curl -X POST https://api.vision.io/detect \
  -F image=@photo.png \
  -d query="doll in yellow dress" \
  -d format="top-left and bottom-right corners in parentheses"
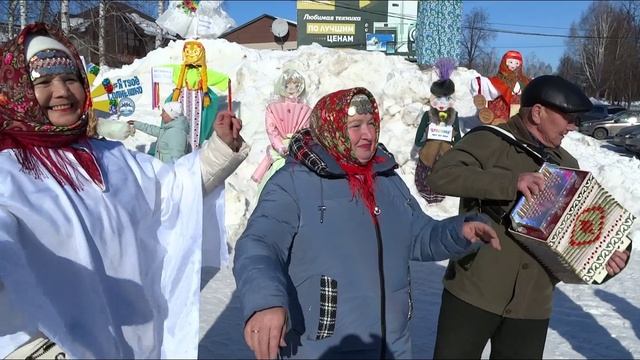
top-left (168, 40), bottom-right (228, 150)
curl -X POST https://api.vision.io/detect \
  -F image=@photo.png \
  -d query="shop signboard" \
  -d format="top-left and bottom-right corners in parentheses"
top-left (297, 0), bottom-right (388, 49)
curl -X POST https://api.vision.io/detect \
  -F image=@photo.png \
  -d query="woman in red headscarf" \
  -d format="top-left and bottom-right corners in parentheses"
top-left (0, 23), bottom-right (248, 359)
top-left (486, 50), bottom-right (531, 123)
top-left (233, 87), bottom-right (500, 359)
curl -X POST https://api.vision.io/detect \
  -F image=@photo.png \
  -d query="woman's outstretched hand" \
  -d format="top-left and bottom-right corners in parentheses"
top-left (462, 221), bottom-right (501, 250)
top-left (244, 307), bottom-right (287, 359)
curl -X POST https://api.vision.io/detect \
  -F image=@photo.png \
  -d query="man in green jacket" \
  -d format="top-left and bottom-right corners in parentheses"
top-left (130, 101), bottom-right (190, 163)
top-left (427, 75), bottom-right (631, 359)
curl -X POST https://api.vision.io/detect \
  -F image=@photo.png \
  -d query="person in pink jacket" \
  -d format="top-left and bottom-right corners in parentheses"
top-left (251, 70), bottom-right (312, 192)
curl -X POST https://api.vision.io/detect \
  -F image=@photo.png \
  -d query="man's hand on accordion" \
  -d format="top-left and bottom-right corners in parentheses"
top-left (606, 250), bottom-right (630, 276)
top-left (517, 172), bottom-right (545, 202)
top-left (462, 222), bottom-right (501, 251)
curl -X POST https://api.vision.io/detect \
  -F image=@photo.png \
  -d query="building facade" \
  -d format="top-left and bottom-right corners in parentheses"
top-left (220, 14), bottom-right (297, 50)
top-left (68, 2), bottom-right (165, 68)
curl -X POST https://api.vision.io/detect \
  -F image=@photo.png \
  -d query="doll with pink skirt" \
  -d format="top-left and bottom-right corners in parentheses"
top-left (251, 69), bottom-right (312, 192)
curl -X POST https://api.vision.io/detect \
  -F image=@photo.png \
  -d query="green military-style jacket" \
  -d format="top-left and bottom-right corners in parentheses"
top-left (427, 114), bottom-right (578, 319)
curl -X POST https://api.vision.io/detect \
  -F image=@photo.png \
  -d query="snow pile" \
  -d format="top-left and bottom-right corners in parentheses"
top-left (97, 38), bottom-right (640, 359)
top-left (98, 38), bottom-right (488, 240)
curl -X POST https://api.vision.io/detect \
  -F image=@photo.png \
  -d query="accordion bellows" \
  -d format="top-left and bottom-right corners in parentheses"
top-left (510, 163), bottom-right (635, 284)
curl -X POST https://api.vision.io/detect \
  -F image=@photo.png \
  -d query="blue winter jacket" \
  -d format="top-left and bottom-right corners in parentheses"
top-left (233, 137), bottom-right (483, 359)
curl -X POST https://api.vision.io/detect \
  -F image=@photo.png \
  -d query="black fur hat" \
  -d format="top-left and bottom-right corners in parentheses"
top-left (430, 58), bottom-right (456, 97)
top-left (430, 79), bottom-right (455, 97)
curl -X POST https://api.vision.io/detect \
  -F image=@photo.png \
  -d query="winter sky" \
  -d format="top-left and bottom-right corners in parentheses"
top-left (224, 0), bottom-right (593, 69)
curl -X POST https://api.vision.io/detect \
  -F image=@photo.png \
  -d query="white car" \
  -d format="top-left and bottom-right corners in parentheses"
top-left (579, 110), bottom-right (639, 140)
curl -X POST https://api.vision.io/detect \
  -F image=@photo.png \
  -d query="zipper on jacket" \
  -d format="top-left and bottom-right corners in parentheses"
top-left (373, 215), bottom-right (387, 359)
top-left (318, 178), bottom-right (326, 223)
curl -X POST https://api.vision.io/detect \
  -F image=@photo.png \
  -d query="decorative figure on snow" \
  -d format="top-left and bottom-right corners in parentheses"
top-left (87, 63), bottom-right (118, 118)
top-left (415, 0), bottom-right (462, 66)
top-left (155, 0), bottom-right (234, 39)
top-left (251, 69), bottom-right (312, 193)
top-left (166, 42), bottom-right (230, 271)
top-left (471, 50), bottom-right (530, 125)
top-left (414, 58), bottom-right (461, 203)
top-left (169, 40), bottom-right (228, 150)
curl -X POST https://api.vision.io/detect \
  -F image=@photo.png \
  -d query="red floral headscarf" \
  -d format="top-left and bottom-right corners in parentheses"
top-left (0, 23), bottom-right (99, 191)
top-left (309, 87), bottom-right (382, 218)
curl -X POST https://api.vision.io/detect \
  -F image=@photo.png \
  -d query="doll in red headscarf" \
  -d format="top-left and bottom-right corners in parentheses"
top-left (471, 50), bottom-right (530, 125)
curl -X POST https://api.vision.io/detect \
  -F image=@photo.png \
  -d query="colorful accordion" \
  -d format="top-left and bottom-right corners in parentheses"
top-left (510, 163), bottom-right (634, 284)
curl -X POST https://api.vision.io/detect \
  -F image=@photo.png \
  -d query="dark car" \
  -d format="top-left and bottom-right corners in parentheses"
top-left (578, 104), bottom-right (626, 125)
top-left (612, 124), bottom-right (640, 146)
top-left (579, 110), bottom-right (639, 140)
top-left (624, 131), bottom-right (640, 157)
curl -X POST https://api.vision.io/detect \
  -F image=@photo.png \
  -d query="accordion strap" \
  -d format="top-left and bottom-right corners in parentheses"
top-left (466, 125), bottom-right (544, 165)
top-left (466, 125), bottom-right (546, 225)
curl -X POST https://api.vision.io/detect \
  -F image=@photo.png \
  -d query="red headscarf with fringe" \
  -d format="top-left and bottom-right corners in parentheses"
top-left (489, 50), bottom-right (530, 104)
top-left (309, 87), bottom-right (382, 218)
top-left (0, 23), bottom-right (102, 191)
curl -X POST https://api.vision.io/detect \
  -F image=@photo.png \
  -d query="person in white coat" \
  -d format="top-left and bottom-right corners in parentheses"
top-left (0, 23), bottom-right (248, 359)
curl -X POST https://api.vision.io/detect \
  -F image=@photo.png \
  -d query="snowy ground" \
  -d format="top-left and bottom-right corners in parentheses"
top-left (98, 39), bottom-right (640, 359)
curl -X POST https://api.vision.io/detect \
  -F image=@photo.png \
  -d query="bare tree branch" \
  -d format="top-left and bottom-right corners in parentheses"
top-left (561, 1), bottom-right (640, 105)
top-left (460, 8), bottom-right (496, 70)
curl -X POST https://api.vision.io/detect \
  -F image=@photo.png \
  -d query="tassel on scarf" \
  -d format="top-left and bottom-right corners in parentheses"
top-left (11, 140), bottom-right (103, 191)
top-left (339, 160), bottom-right (378, 219)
